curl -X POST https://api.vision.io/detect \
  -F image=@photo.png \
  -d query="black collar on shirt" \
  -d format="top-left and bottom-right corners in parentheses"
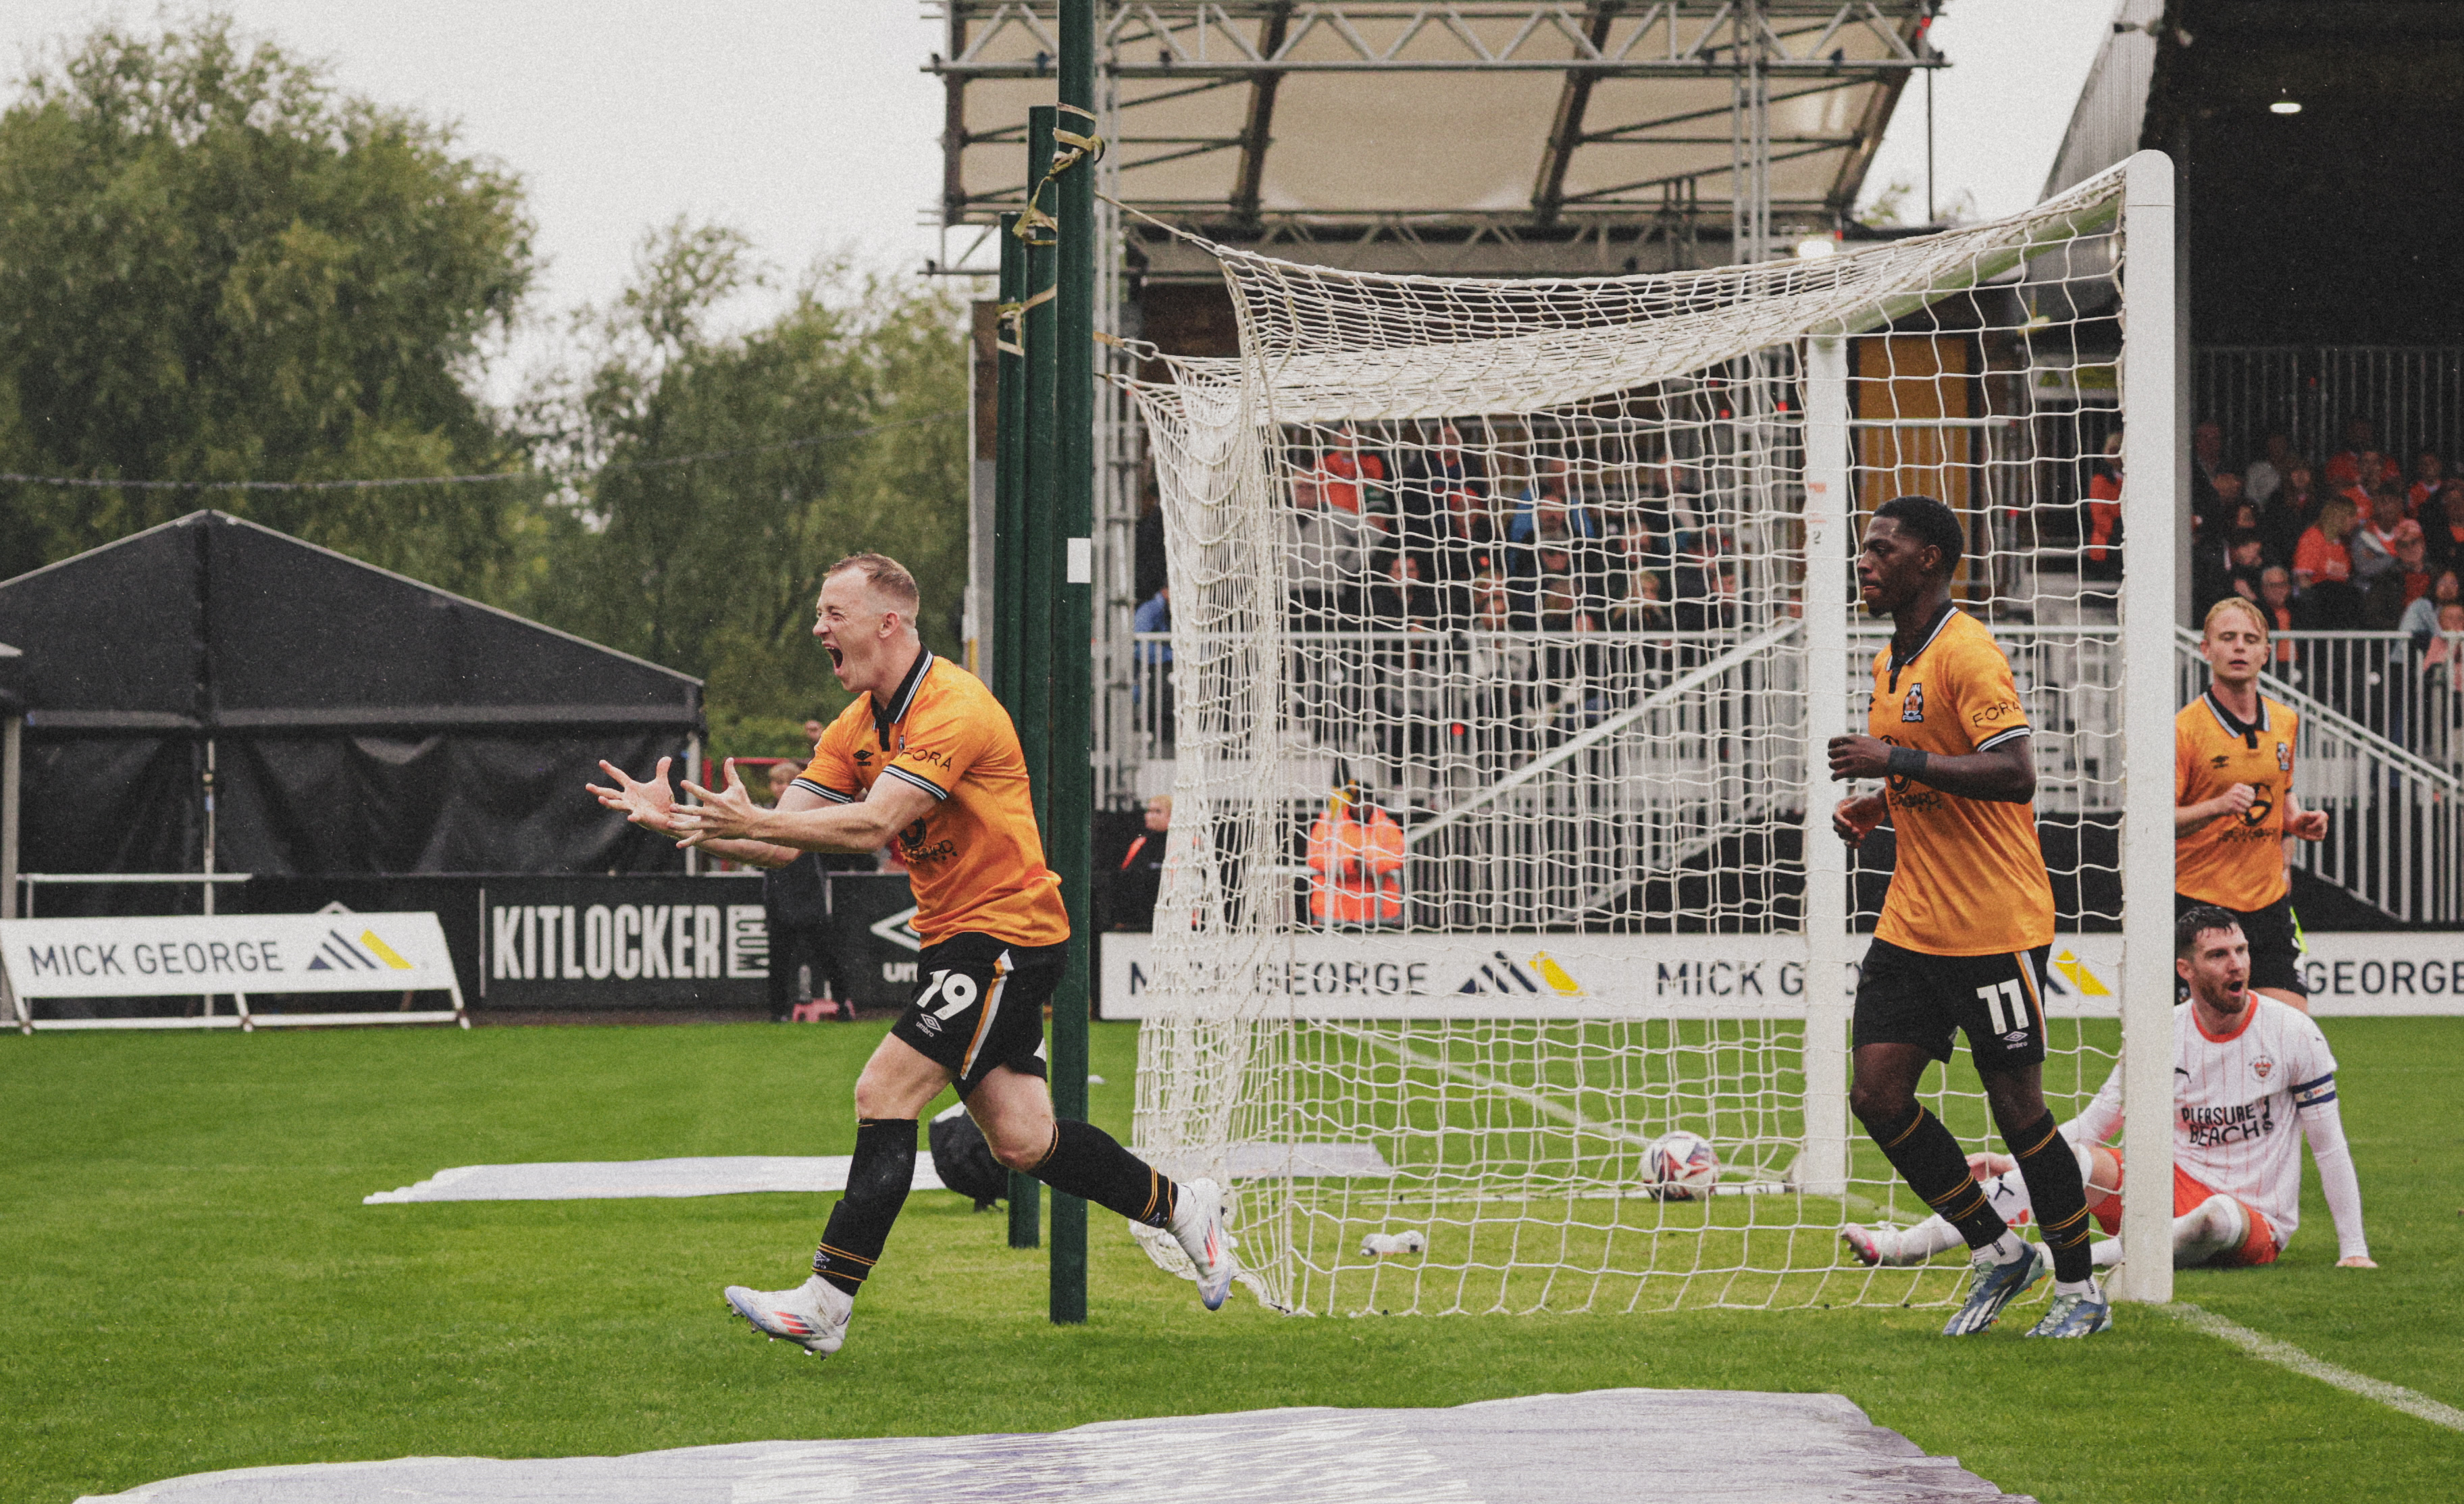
top-left (2203, 687), bottom-right (2267, 749)
top-left (1887, 600), bottom-right (1958, 694)
top-left (872, 646), bottom-right (933, 750)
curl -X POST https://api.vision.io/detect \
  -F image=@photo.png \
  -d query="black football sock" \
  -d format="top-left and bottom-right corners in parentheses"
top-left (1026, 1119), bottom-right (1179, 1228)
top-left (1866, 1102), bottom-right (2009, 1251)
top-left (811, 1118), bottom-right (916, 1297)
top-left (2007, 1111), bottom-right (2095, 1285)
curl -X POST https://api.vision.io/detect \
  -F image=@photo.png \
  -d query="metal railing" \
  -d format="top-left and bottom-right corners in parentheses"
top-left (2195, 345), bottom-right (2464, 465)
top-left (2175, 629), bottom-right (2464, 925)
top-left (1134, 623), bottom-right (2459, 927)
top-left (1135, 619), bottom-right (2134, 931)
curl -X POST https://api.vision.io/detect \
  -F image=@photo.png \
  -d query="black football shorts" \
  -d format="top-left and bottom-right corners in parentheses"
top-left (2174, 891), bottom-right (2307, 998)
top-left (888, 931), bottom-right (1060, 1096)
top-left (1853, 937), bottom-right (2053, 1072)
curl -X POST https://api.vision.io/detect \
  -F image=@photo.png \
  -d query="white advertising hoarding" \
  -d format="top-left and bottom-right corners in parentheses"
top-left (1099, 931), bottom-right (2464, 1020)
top-left (2, 912), bottom-right (466, 1031)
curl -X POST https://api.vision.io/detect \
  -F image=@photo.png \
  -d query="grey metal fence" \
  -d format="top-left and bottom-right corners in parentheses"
top-left (1135, 627), bottom-right (2462, 927)
top-left (2196, 345), bottom-right (2464, 465)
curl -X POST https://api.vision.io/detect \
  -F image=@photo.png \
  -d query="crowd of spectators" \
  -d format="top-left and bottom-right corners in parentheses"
top-left (2188, 416), bottom-right (2464, 642)
top-left (2186, 416), bottom-right (2464, 760)
top-left (1192, 423), bottom-right (1740, 640)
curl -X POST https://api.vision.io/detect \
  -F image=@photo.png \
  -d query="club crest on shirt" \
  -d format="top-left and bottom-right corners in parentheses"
top-left (2251, 1055), bottom-right (2274, 1081)
top-left (2276, 741), bottom-right (2292, 771)
top-left (1901, 683), bottom-right (1924, 723)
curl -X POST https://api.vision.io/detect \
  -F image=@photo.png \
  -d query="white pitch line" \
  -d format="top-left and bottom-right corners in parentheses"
top-left (2167, 1302), bottom-right (2464, 1432)
top-left (1324, 1023), bottom-right (1658, 1150)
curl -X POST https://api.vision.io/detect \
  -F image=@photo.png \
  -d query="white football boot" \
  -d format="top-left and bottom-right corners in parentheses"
top-left (1169, 1176), bottom-right (1236, 1310)
top-left (1840, 1224), bottom-right (1927, 1268)
top-left (723, 1275), bottom-right (853, 1357)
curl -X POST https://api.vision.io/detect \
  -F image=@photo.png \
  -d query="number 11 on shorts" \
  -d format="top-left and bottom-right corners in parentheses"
top-left (1976, 979), bottom-right (2027, 1035)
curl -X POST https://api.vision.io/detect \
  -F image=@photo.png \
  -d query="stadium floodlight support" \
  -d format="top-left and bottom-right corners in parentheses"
top-left (1050, 0), bottom-right (1100, 1326)
top-left (0, 708), bottom-right (18, 920)
top-left (2111, 147), bottom-right (2179, 1307)
top-left (994, 211), bottom-right (1044, 1249)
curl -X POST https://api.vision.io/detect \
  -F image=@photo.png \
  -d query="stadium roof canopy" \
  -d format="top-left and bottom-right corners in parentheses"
top-left (927, 2), bottom-right (1942, 278)
top-left (0, 511), bottom-right (701, 881)
top-left (2044, 0), bottom-right (2464, 344)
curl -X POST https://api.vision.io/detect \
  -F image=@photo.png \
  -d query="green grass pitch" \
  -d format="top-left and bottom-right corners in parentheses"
top-left (1, 1017), bottom-right (2457, 1503)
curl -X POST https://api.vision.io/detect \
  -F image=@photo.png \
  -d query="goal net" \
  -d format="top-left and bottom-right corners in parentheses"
top-left (1121, 157), bottom-right (2170, 1315)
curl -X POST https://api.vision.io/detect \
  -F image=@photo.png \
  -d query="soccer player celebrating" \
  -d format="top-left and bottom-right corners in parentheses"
top-left (588, 553), bottom-right (1233, 1358)
top-left (2176, 596), bottom-right (2329, 1012)
top-left (1844, 908), bottom-right (2373, 1272)
top-left (1828, 496), bottom-right (2107, 1339)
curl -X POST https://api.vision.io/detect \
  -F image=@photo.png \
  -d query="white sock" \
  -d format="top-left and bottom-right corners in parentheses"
top-left (1984, 1230), bottom-right (2030, 1264)
top-left (2054, 1276), bottom-right (2097, 1297)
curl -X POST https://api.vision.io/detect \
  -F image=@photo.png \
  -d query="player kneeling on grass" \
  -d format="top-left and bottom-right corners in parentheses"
top-left (588, 552), bottom-right (1232, 1358)
top-left (1829, 496), bottom-right (2106, 1339)
top-left (1845, 906), bottom-right (2373, 1275)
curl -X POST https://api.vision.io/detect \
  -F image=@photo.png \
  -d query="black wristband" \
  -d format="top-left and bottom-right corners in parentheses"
top-left (1886, 746), bottom-right (1930, 779)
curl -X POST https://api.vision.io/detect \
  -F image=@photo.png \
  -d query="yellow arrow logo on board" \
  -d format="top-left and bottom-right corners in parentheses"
top-left (360, 930), bottom-right (415, 970)
top-left (2053, 950), bottom-right (2111, 997)
top-left (1529, 952), bottom-right (1585, 997)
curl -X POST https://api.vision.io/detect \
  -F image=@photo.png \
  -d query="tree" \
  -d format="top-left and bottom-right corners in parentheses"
top-left (0, 15), bottom-right (538, 590)
top-left (532, 221), bottom-right (970, 758)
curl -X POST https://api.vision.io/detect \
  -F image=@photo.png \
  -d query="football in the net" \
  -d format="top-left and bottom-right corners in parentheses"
top-left (1641, 1131), bottom-right (1719, 1200)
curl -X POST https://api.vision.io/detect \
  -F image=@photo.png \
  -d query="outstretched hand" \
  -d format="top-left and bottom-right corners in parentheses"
top-left (586, 757), bottom-right (682, 833)
top-left (671, 759), bottom-right (764, 847)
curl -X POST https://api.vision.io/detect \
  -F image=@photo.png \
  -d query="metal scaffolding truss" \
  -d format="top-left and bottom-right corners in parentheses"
top-left (938, 1), bottom-right (1939, 76)
top-left (928, 1), bottom-right (1935, 271)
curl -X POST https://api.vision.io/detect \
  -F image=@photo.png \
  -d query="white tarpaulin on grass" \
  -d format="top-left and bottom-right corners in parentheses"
top-left (363, 1144), bottom-right (1395, 1204)
top-left (76, 1389), bottom-right (2033, 1503)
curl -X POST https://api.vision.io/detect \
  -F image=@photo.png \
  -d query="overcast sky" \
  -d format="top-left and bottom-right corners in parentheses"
top-left (6, 2), bottom-right (2114, 403)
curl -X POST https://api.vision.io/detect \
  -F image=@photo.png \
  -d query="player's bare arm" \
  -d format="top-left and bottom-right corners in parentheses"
top-left (1828, 731), bottom-right (2035, 803)
top-left (672, 758), bottom-right (934, 855)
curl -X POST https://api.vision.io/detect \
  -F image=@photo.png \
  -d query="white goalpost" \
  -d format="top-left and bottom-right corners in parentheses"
top-left (1121, 152), bottom-right (2177, 1315)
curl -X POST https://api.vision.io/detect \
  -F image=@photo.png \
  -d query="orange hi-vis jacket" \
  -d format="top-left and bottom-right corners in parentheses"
top-left (1307, 802), bottom-right (1405, 925)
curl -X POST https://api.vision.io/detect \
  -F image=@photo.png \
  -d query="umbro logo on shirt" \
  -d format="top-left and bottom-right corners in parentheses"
top-left (2211, 754), bottom-right (2232, 769)
top-left (1901, 683), bottom-right (1925, 723)
top-left (853, 749), bottom-right (873, 764)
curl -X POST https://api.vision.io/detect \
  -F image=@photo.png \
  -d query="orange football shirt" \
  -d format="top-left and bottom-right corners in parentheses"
top-left (797, 650), bottom-right (1069, 948)
top-left (2174, 691), bottom-right (2299, 910)
top-left (1866, 608), bottom-right (2055, 956)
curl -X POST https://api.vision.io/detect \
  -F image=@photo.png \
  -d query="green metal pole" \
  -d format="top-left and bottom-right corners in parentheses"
top-left (993, 211), bottom-right (1026, 715)
top-left (993, 211), bottom-right (1040, 1249)
top-left (1021, 109), bottom-right (1059, 842)
top-left (1049, 0), bottom-right (1096, 1328)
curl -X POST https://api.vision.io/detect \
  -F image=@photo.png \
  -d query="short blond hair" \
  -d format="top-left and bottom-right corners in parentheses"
top-left (2203, 595), bottom-right (2269, 641)
top-left (824, 552), bottom-right (921, 616)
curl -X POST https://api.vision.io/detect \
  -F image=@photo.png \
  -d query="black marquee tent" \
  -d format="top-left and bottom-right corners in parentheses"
top-left (0, 511), bottom-right (701, 893)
